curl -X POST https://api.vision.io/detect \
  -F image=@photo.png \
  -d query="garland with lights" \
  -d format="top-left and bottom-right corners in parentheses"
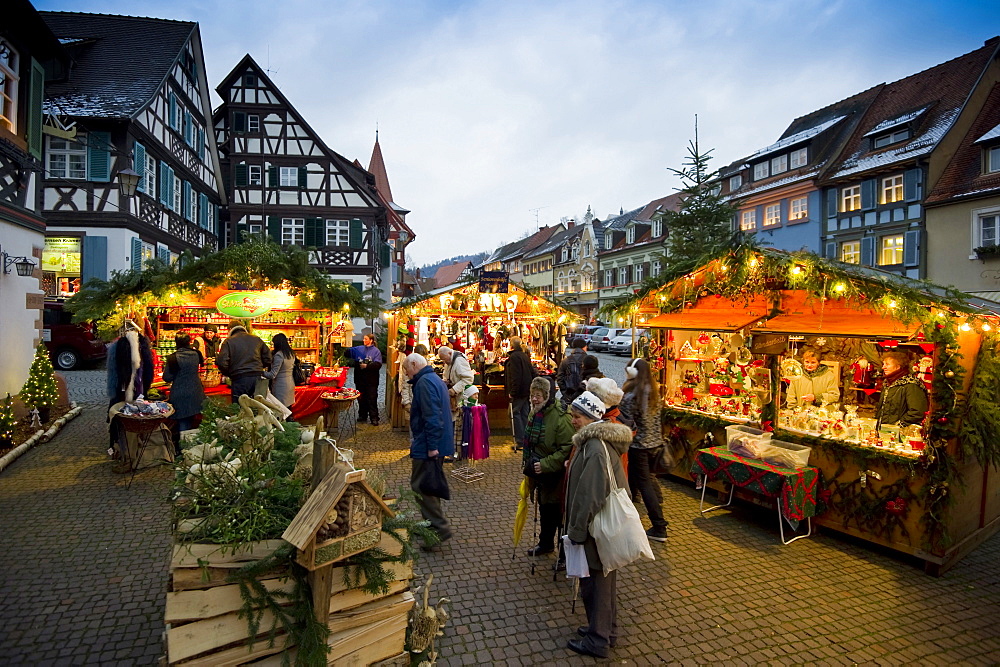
top-left (0, 393), bottom-right (15, 450)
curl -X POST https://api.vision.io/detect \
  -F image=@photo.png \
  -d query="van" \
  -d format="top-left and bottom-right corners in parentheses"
top-left (43, 301), bottom-right (107, 370)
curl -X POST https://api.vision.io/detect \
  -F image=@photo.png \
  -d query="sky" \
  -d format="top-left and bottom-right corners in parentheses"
top-left (35, 0), bottom-right (1000, 267)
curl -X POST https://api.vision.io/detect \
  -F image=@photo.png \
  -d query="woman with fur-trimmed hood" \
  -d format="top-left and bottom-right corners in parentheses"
top-left (564, 391), bottom-right (633, 659)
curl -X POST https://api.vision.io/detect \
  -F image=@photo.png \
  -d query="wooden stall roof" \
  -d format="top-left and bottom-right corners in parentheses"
top-left (646, 296), bottom-right (769, 332)
top-left (392, 279), bottom-right (573, 316)
top-left (751, 291), bottom-right (918, 337)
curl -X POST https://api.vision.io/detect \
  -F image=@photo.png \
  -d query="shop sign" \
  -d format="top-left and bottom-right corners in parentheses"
top-left (750, 333), bottom-right (788, 355)
top-left (479, 271), bottom-right (509, 294)
top-left (216, 291), bottom-right (273, 318)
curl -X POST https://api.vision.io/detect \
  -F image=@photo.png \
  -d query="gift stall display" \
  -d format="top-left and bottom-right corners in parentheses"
top-left (606, 243), bottom-right (1000, 573)
top-left (385, 280), bottom-right (576, 430)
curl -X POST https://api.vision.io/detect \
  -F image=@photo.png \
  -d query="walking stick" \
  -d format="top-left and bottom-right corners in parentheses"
top-left (530, 486), bottom-right (538, 575)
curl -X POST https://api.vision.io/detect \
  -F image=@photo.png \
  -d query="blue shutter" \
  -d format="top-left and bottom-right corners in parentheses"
top-left (183, 181), bottom-right (192, 221)
top-left (860, 237), bottom-right (875, 266)
top-left (825, 241), bottom-right (837, 259)
top-left (183, 111), bottom-right (191, 145)
top-left (904, 168), bottom-right (922, 202)
top-left (131, 237), bottom-right (143, 272)
top-left (169, 93), bottom-right (178, 129)
top-left (199, 193), bottom-right (208, 228)
top-left (80, 235), bottom-right (108, 285)
top-left (87, 131), bottom-right (111, 182)
top-left (860, 179), bottom-right (876, 211)
top-left (197, 127), bottom-right (205, 161)
top-left (133, 142), bottom-right (146, 193)
top-left (159, 161), bottom-right (169, 205)
top-left (827, 188), bottom-right (838, 218)
top-left (903, 229), bottom-right (921, 267)
top-left (166, 166), bottom-right (175, 209)
top-left (157, 246), bottom-right (170, 264)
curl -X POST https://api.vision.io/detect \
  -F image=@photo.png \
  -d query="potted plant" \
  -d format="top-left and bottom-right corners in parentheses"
top-left (974, 244), bottom-right (1000, 261)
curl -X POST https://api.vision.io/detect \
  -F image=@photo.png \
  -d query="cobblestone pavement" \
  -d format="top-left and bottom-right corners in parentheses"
top-left (2, 367), bottom-right (999, 665)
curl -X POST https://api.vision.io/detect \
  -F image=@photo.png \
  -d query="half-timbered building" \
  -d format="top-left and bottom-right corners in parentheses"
top-left (38, 12), bottom-right (224, 296)
top-left (213, 55), bottom-right (388, 297)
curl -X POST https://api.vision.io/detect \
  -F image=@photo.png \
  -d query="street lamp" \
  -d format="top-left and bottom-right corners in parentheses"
top-left (116, 167), bottom-right (141, 198)
top-left (1, 246), bottom-right (37, 276)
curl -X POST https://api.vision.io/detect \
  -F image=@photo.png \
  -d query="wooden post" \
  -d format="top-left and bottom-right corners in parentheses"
top-left (308, 415), bottom-right (338, 625)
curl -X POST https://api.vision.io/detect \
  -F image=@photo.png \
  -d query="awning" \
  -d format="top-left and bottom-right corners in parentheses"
top-left (751, 312), bottom-right (917, 337)
top-left (646, 296), bottom-right (769, 332)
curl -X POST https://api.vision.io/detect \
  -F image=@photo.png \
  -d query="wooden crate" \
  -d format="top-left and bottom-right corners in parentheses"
top-left (165, 532), bottom-right (414, 665)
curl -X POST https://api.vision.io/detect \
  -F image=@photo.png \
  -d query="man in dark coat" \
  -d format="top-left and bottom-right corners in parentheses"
top-left (556, 337), bottom-right (588, 408)
top-left (216, 322), bottom-right (271, 403)
top-left (504, 336), bottom-right (534, 448)
top-left (404, 353), bottom-right (455, 546)
top-left (350, 334), bottom-right (384, 425)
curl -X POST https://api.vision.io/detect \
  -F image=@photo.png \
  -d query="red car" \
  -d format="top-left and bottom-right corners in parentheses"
top-left (43, 301), bottom-right (107, 370)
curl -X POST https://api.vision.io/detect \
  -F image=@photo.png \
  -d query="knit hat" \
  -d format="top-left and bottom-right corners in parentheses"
top-left (586, 377), bottom-right (623, 407)
top-left (529, 376), bottom-right (551, 400)
top-left (583, 355), bottom-right (600, 371)
top-left (571, 391), bottom-right (606, 421)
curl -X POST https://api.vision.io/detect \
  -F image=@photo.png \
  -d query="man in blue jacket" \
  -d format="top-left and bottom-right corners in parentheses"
top-left (404, 352), bottom-right (455, 545)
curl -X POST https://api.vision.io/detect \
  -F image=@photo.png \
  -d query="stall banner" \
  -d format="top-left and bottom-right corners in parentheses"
top-left (479, 271), bottom-right (509, 294)
top-left (750, 333), bottom-right (788, 355)
top-left (216, 292), bottom-right (273, 319)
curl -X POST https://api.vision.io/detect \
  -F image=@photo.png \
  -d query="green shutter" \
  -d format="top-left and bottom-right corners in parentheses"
top-left (169, 93), bottom-right (178, 129)
top-left (349, 218), bottom-right (363, 249)
top-left (235, 163), bottom-right (248, 186)
top-left (351, 282), bottom-right (364, 295)
top-left (233, 111), bottom-right (246, 133)
top-left (27, 58), bottom-right (45, 159)
top-left (133, 142), bottom-right (146, 193)
top-left (159, 160), bottom-right (169, 205)
top-left (268, 216), bottom-right (282, 243)
top-left (379, 241), bottom-right (391, 268)
top-left (199, 193), bottom-right (208, 228)
top-left (131, 237), bottom-right (142, 272)
top-left (87, 131), bottom-right (111, 182)
top-left (268, 165), bottom-right (278, 187)
top-left (298, 166), bottom-right (307, 189)
top-left (304, 217), bottom-right (320, 247)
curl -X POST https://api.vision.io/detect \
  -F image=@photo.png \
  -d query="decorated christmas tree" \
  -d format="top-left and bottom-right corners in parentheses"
top-left (21, 345), bottom-right (59, 412)
top-left (0, 393), bottom-right (14, 448)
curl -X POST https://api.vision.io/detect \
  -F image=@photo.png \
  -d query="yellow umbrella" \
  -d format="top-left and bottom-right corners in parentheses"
top-left (512, 477), bottom-right (531, 547)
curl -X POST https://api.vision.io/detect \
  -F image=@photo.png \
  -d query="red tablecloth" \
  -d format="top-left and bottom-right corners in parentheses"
top-left (307, 366), bottom-right (348, 387)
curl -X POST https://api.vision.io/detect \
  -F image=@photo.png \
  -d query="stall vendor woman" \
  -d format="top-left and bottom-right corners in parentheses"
top-left (876, 350), bottom-right (929, 427)
top-left (785, 347), bottom-right (840, 408)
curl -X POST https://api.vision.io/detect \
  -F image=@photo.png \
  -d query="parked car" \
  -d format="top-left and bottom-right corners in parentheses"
top-left (589, 327), bottom-right (628, 352)
top-left (565, 325), bottom-right (600, 346)
top-left (43, 301), bottom-right (107, 370)
top-left (608, 329), bottom-right (648, 356)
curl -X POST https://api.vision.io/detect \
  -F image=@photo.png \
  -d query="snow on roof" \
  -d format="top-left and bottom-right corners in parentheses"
top-left (832, 108), bottom-right (960, 178)
top-left (974, 122), bottom-right (1000, 144)
top-left (732, 169), bottom-right (820, 199)
top-left (862, 106), bottom-right (929, 138)
top-left (747, 116), bottom-right (846, 161)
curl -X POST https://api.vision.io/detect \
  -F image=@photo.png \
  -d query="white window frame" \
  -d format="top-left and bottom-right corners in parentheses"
top-left (753, 162), bottom-right (769, 180)
top-left (879, 235), bottom-right (904, 265)
top-left (740, 210), bottom-right (757, 231)
top-left (988, 146), bottom-right (1000, 174)
top-left (207, 203), bottom-right (215, 233)
top-left (971, 204), bottom-right (1000, 256)
top-left (141, 240), bottom-right (155, 264)
top-left (729, 174), bottom-right (742, 191)
top-left (571, 245), bottom-right (579, 261)
top-left (764, 203), bottom-right (781, 227)
top-left (248, 114), bottom-right (260, 133)
top-left (188, 188), bottom-right (198, 222)
top-left (0, 39), bottom-right (19, 134)
top-left (789, 196), bottom-right (808, 221)
top-left (618, 266), bottom-right (627, 284)
top-left (249, 222), bottom-right (263, 235)
top-left (583, 240), bottom-right (591, 257)
top-left (326, 219), bottom-right (350, 246)
top-left (605, 233), bottom-right (613, 248)
top-left (173, 176), bottom-right (182, 214)
top-left (605, 269), bottom-right (613, 287)
top-left (652, 219), bottom-right (662, 237)
top-left (279, 166), bottom-right (298, 187)
top-left (249, 165), bottom-right (262, 185)
top-left (626, 225), bottom-right (635, 244)
top-left (560, 247), bottom-right (568, 262)
top-left (47, 135), bottom-right (88, 179)
top-left (652, 259), bottom-right (661, 276)
top-left (841, 240), bottom-right (860, 264)
top-left (789, 147), bottom-right (808, 169)
top-left (841, 185), bottom-right (861, 212)
top-left (874, 129), bottom-right (910, 149)
top-left (144, 153), bottom-right (156, 199)
top-left (771, 154), bottom-right (788, 175)
top-left (281, 217), bottom-right (305, 245)
top-left (634, 263), bottom-right (644, 282)
top-left (556, 271), bottom-right (566, 294)
top-left (881, 175), bottom-right (904, 204)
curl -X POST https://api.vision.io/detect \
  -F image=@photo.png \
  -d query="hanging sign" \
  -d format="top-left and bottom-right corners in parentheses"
top-left (479, 271), bottom-right (509, 294)
top-left (216, 291), bottom-right (273, 318)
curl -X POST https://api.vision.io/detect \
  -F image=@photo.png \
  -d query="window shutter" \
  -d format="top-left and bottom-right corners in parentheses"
top-left (87, 131), bottom-right (112, 182)
top-left (235, 163), bottom-right (248, 186)
top-left (159, 161), bottom-right (169, 205)
top-left (904, 168), bottom-right (922, 202)
top-left (233, 112), bottom-right (246, 133)
top-left (861, 179), bottom-right (876, 211)
top-left (199, 193), bottom-right (208, 228)
top-left (303, 218), bottom-right (319, 247)
top-left (80, 235), bottom-right (108, 284)
top-left (298, 166), bottom-right (308, 189)
top-left (903, 229), bottom-right (921, 267)
top-left (779, 199), bottom-right (788, 225)
top-left (169, 93), bottom-right (178, 129)
top-left (860, 237), bottom-right (875, 266)
top-left (213, 205), bottom-right (220, 234)
top-left (351, 282), bottom-right (364, 296)
top-left (197, 127), bottom-right (205, 160)
top-left (379, 242), bottom-right (391, 268)
top-left (267, 216), bottom-right (281, 243)
top-left (825, 241), bottom-right (837, 259)
top-left (27, 58), bottom-right (45, 159)
top-left (827, 189), bottom-right (838, 218)
top-left (157, 246), bottom-right (170, 264)
top-left (166, 165), bottom-right (175, 206)
top-left (183, 111), bottom-right (192, 145)
top-left (131, 238), bottom-right (143, 272)
top-left (349, 218), bottom-right (363, 249)
top-left (133, 142), bottom-right (146, 193)
top-left (182, 181), bottom-right (192, 221)
top-left (268, 165), bottom-right (278, 187)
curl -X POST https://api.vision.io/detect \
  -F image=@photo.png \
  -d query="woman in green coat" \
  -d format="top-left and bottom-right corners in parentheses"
top-left (522, 376), bottom-right (574, 556)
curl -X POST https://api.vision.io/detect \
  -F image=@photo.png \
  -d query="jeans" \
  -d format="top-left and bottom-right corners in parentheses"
top-left (628, 446), bottom-right (667, 530)
top-left (511, 395), bottom-right (530, 445)
top-left (230, 375), bottom-right (258, 403)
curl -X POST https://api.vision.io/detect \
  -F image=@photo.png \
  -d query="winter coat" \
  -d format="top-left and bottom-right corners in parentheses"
top-left (350, 344), bottom-right (383, 389)
top-left (503, 348), bottom-right (534, 399)
top-left (408, 366), bottom-right (456, 459)
top-left (163, 347), bottom-right (206, 420)
top-left (786, 364), bottom-right (840, 407)
top-left (619, 389), bottom-right (664, 450)
top-left (445, 351), bottom-right (475, 398)
top-left (556, 349), bottom-right (586, 404)
top-left (111, 331), bottom-right (154, 404)
top-left (564, 419), bottom-right (633, 572)
top-left (877, 374), bottom-right (928, 426)
top-left (217, 330), bottom-right (272, 379)
top-left (263, 350), bottom-right (296, 407)
top-left (522, 398), bottom-right (575, 505)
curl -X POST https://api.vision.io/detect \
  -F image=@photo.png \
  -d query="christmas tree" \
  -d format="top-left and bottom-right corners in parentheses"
top-left (0, 393), bottom-right (14, 448)
top-left (21, 345), bottom-right (59, 410)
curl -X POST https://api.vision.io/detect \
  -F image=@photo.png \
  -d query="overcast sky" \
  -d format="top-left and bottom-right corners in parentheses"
top-left (37, 0), bottom-right (1000, 266)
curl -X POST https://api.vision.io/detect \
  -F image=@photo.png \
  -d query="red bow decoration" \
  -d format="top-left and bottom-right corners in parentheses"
top-left (885, 498), bottom-right (908, 516)
top-left (878, 340), bottom-right (899, 348)
top-left (761, 420), bottom-right (774, 432)
top-left (919, 343), bottom-right (936, 354)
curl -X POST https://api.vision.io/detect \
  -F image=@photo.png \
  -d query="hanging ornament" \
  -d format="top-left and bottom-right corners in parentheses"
top-left (815, 337), bottom-right (827, 347)
top-left (937, 416), bottom-right (949, 424)
top-left (944, 370), bottom-right (955, 378)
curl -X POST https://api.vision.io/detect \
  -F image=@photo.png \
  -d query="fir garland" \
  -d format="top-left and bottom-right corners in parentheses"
top-left (958, 331), bottom-right (1000, 470)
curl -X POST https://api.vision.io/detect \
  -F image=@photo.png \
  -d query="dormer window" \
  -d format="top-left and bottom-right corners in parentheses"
top-left (561, 247), bottom-right (568, 262)
top-left (873, 129), bottom-right (910, 149)
top-left (652, 219), bottom-right (662, 238)
top-left (790, 147), bottom-right (808, 168)
top-left (987, 145), bottom-right (1000, 174)
top-left (605, 233), bottom-right (612, 248)
top-left (753, 162), bottom-right (769, 180)
top-left (583, 240), bottom-right (591, 257)
top-left (770, 154), bottom-right (787, 175)
top-left (571, 245), bottom-right (579, 261)
top-left (729, 174), bottom-right (742, 191)
top-left (626, 225), bottom-right (635, 244)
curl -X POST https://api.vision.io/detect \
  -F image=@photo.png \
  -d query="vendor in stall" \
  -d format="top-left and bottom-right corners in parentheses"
top-left (876, 350), bottom-right (929, 427)
top-left (193, 324), bottom-right (219, 359)
top-left (785, 347), bottom-right (840, 408)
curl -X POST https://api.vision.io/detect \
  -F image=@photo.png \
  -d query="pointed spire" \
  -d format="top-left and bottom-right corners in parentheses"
top-left (368, 132), bottom-right (393, 204)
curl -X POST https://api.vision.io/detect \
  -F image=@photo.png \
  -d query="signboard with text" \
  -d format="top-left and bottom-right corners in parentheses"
top-left (478, 271), bottom-right (509, 294)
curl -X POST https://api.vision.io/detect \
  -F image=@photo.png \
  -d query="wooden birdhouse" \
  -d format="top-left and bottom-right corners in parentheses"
top-left (282, 464), bottom-right (395, 570)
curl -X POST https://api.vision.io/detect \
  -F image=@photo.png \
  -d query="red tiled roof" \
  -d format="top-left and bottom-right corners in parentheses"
top-left (368, 138), bottom-right (393, 204)
top-left (433, 261), bottom-right (471, 287)
top-left (636, 193), bottom-right (684, 221)
top-left (926, 82), bottom-right (1000, 204)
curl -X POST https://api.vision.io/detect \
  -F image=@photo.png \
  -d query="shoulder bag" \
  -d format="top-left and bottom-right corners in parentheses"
top-left (588, 441), bottom-right (655, 575)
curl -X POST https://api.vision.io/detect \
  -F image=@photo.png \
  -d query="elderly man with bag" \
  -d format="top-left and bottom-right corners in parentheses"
top-left (216, 322), bottom-right (271, 403)
top-left (404, 353), bottom-right (455, 548)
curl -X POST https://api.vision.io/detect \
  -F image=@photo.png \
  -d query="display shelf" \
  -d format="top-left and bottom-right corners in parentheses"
top-left (158, 320), bottom-right (320, 326)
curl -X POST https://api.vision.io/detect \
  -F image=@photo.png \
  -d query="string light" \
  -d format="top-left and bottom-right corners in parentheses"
top-left (960, 322), bottom-right (971, 332)
top-left (790, 266), bottom-right (802, 276)
top-left (833, 282), bottom-right (846, 293)
top-left (983, 323), bottom-right (992, 332)
top-left (887, 299), bottom-right (898, 309)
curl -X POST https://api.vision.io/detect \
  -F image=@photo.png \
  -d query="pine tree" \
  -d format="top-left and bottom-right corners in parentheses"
top-left (21, 345), bottom-right (59, 410)
top-left (0, 393), bottom-right (15, 448)
top-left (662, 123), bottom-right (736, 266)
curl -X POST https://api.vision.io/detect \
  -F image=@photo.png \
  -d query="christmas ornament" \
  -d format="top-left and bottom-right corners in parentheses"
top-left (944, 370), bottom-right (955, 378)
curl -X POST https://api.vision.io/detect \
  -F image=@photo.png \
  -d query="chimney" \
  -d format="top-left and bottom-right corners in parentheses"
top-left (567, 218), bottom-right (575, 228)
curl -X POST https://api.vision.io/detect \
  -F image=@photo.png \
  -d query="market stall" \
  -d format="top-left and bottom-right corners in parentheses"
top-left (384, 279), bottom-right (576, 431)
top-left (612, 244), bottom-right (1000, 574)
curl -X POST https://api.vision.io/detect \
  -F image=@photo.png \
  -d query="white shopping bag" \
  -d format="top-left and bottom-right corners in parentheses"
top-left (561, 535), bottom-right (590, 578)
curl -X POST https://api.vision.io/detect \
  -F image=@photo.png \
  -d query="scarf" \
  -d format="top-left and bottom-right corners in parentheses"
top-left (804, 364), bottom-right (829, 379)
top-left (883, 367), bottom-right (908, 386)
top-left (523, 398), bottom-right (551, 451)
